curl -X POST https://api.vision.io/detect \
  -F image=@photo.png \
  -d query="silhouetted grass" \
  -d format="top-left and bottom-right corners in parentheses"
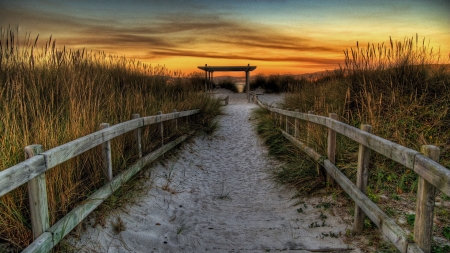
top-left (248, 74), bottom-right (310, 93)
top-left (218, 78), bottom-right (239, 93)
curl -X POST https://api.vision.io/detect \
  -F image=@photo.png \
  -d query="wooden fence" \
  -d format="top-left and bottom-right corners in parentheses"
top-left (254, 95), bottom-right (450, 253)
top-left (0, 109), bottom-right (199, 253)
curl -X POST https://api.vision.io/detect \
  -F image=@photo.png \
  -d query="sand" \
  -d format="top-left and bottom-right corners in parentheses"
top-left (68, 89), bottom-right (362, 252)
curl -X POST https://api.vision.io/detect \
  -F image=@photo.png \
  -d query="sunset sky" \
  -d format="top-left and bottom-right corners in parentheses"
top-left (1, 0), bottom-right (449, 76)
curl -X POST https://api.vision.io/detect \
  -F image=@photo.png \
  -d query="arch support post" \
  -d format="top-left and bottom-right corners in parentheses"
top-left (246, 63), bottom-right (250, 103)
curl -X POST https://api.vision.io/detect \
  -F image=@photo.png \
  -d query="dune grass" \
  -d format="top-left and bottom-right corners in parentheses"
top-left (253, 35), bottom-right (450, 251)
top-left (0, 29), bottom-right (221, 249)
top-left (217, 78), bottom-right (239, 93)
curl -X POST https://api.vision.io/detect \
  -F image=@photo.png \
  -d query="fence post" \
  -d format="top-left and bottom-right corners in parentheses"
top-left (327, 113), bottom-right (338, 186)
top-left (132, 114), bottom-right (142, 158)
top-left (157, 111), bottom-right (164, 145)
top-left (294, 109), bottom-right (299, 138)
top-left (25, 144), bottom-right (50, 240)
top-left (353, 124), bottom-right (372, 233)
top-left (279, 111), bottom-right (283, 127)
top-left (100, 123), bottom-right (113, 181)
top-left (307, 111), bottom-right (314, 146)
top-left (285, 108), bottom-right (290, 134)
top-left (414, 145), bottom-right (439, 253)
top-left (173, 109), bottom-right (178, 132)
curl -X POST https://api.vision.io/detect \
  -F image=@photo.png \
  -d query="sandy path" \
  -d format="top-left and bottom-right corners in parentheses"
top-left (70, 90), bottom-right (360, 252)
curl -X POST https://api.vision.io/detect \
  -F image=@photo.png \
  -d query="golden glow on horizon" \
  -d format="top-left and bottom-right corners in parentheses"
top-left (1, 0), bottom-right (449, 75)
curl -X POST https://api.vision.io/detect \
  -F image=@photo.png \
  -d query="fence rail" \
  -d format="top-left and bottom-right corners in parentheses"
top-left (0, 109), bottom-right (199, 253)
top-left (254, 94), bottom-right (449, 253)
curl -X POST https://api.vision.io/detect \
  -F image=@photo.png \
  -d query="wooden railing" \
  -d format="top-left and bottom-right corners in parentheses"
top-left (0, 109), bottom-right (199, 253)
top-left (254, 95), bottom-right (450, 253)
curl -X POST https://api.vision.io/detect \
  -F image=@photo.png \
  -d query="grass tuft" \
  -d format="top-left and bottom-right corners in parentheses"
top-left (252, 108), bottom-right (324, 194)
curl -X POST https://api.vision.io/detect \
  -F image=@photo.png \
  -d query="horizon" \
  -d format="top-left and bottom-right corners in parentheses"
top-left (1, 0), bottom-right (449, 76)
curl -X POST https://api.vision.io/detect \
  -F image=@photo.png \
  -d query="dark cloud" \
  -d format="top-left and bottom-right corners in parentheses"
top-left (0, 2), bottom-right (343, 68)
top-left (147, 48), bottom-right (340, 64)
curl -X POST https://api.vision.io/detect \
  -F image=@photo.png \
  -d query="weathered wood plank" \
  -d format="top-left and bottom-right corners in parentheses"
top-left (172, 110), bottom-right (178, 131)
top-left (99, 119), bottom-right (143, 146)
top-left (354, 124), bottom-right (372, 233)
top-left (159, 113), bottom-right (173, 122)
top-left (27, 172), bottom-right (50, 239)
top-left (282, 131), bottom-right (322, 162)
top-left (307, 113), bottom-right (328, 126)
top-left (132, 114), bottom-right (143, 158)
top-left (143, 115), bottom-right (158, 125)
top-left (0, 156), bottom-right (46, 197)
top-left (414, 146), bottom-right (439, 253)
top-left (307, 111), bottom-right (314, 146)
top-left (157, 111), bottom-right (164, 145)
top-left (271, 108), bottom-right (309, 121)
top-left (21, 231), bottom-right (53, 253)
top-left (325, 118), bottom-right (419, 169)
top-left (142, 110), bottom-right (198, 126)
top-left (407, 243), bottom-right (425, 253)
top-left (100, 123), bottom-right (113, 181)
top-left (177, 109), bottom-right (199, 118)
top-left (294, 109), bottom-right (299, 138)
top-left (25, 145), bottom-right (50, 240)
top-left (323, 160), bottom-right (410, 253)
top-left (48, 183), bottom-right (110, 244)
top-left (279, 109), bottom-right (283, 127)
top-left (326, 113), bottom-right (338, 186)
top-left (42, 118), bottom-right (143, 169)
top-left (414, 154), bottom-right (450, 197)
top-left (285, 108), bottom-right (290, 133)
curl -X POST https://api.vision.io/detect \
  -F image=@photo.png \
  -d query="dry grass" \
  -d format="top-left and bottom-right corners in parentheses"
top-left (256, 35), bottom-right (450, 251)
top-left (0, 29), bottom-right (221, 250)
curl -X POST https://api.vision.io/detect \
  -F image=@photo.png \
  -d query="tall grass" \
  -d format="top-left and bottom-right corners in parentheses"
top-left (256, 36), bottom-right (450, 249)
top-left (284, 36), bottom-right (450, 183)
top-left (0, 29), bottom-right (221, 249)
top-left (249, 74), bottom-right (309, 93)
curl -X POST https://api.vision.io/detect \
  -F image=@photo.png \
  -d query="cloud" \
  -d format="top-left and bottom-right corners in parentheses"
top-left (147, 48), bottom-right (340, 64)
top-left (0, 1), bottom-right (345, 69)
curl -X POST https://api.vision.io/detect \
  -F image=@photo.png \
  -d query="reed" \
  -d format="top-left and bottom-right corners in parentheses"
top-left (280, 35), bottom-right (450, 249)
top-left (0, 29), bottom-right (220, 249)
top-left (285, 35), bottom-right (450, 176)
